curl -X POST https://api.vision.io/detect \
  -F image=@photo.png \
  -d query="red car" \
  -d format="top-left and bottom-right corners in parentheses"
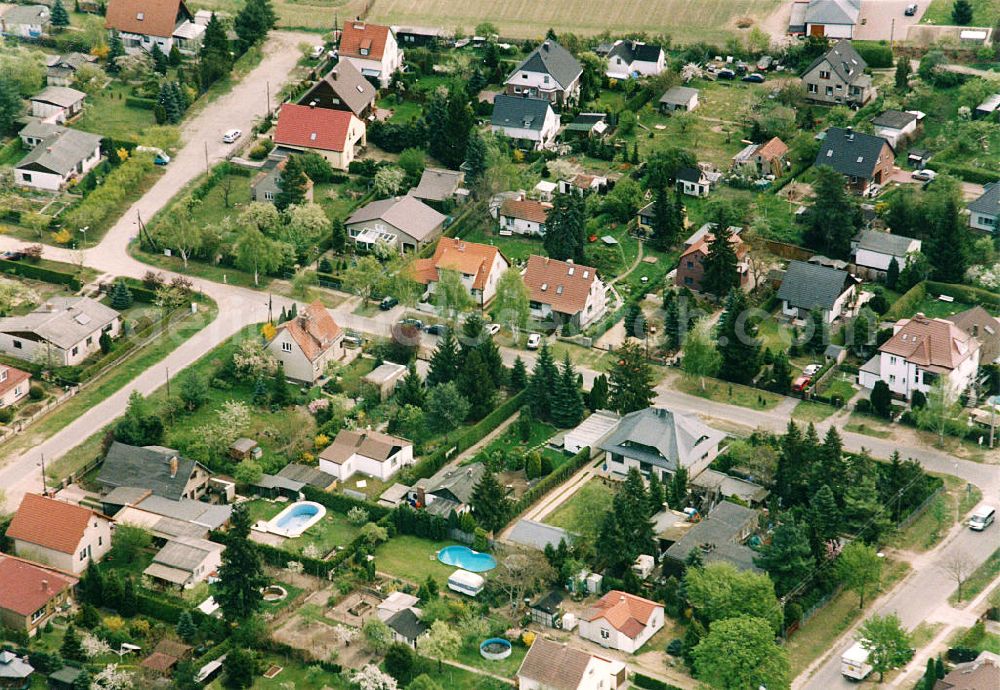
top-left (792, 375), bottom-right (812, 393)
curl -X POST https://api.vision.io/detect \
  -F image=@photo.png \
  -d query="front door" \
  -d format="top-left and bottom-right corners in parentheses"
top-left (810, 24), bottom-right (825, 37)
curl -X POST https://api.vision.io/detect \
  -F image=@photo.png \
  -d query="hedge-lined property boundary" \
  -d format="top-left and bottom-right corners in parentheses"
top-left (0, 258), bottom-right (83, 290)
top-left (506, 447), bottom-right (591, 524)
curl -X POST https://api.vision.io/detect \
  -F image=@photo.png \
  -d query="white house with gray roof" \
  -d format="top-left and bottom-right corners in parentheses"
top-left (851, 230), bottom-right (921, 280)
top-left (30, 86), bottom-right (86, 124)
top-left (15, 127), bottom-right (102, 191)
top-left (802, 40), bottom-right (876, 106)
top-left (504, 39), bottom-right (582, 105)
top-left (0, 297), bottom-right (119, 365)
top-left (345, 195), bottom-right (446, 253)
top-left (778, 260), bottom-right (859, 323)
top-left (144, 537), bottom-right (224, 589)
top-left (804, 0), bottom-right (861, 39)
top-left (0, 4), bottom-right (50, 38)
top-left (598, 407), bottom-right (726, 482)
top-left (872, 110), bottom-right (920, 149)
top-left (968, 183), bottom-right (999, 232)
top-left (491, 95), bottom-right (559, 150)
top-left (605, 40), bottom-right (665, 80)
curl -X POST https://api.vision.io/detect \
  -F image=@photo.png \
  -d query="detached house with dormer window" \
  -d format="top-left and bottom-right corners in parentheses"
top-left (491, 95), bottom-right (560, 150)
top-left (274, 103), bottom-right (366, 171)
top-left (815, 127), bottom-right (894, 196)
top-left (505, 39), bottom-right (582, 105)
top-left (605, 40), bottom-right (665, 80)
top-left (338, 21), bottom-right (403, 88)
top-left (105, 0), bottom-right (205, 55)
top-left (802, 40), bottom-right (876, 106)
top-left (7, 494), bottom-right (112, 575)
top-left (267, 300), bottom-right (344, 383)
top-left (409, 237), bottom-right (510, 307)
top-left (522, 255), bottom-right (607, 328)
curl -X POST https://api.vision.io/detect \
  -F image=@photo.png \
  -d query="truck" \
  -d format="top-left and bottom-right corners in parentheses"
top-left (841, 642), bottom-right (873, 680)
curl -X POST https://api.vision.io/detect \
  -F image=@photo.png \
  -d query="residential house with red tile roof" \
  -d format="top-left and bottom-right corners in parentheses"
top-left (859, 313), bottom-right (981, 400)
top-left (0, 553), bottom-right (78, 636)
top-left (731, 136), bottom-right (789, 177)
top-left (6, 494), bottom-right (112, 574)
top-left (675, 227), bottom-right (749, 292)
top-left (318, 429), bottom-right (414, 482)
top-left (0, 364), bottom-right (31, 409)
top-left (274, 103), bottom-right (366, 171)
top-left (516, 637), bottom-right (627, 690)
top-left (409, 238), bottom-right (510, 307)
top-left (104, 0), bottom-right (204, 55)
top-left (523, 255), bottom-right (608, 329)
top-left (578, 590), bottom-right (664, 653)
top-left (338, 21), bottom-right (403, 88)
top-left (267, 300), bottom-right (344, 383)
top-left (497, 197), bottom-right (552, 236)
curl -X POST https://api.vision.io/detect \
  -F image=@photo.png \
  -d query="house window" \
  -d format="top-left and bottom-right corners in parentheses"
top-left (889, 374), bottom-right (896, 383)
top-left (98, 536), bottom-right (102, 546)
top-left (825, 86), bottom-right (833, 96)
top-left (686, 261), bottom-right (694, 268)
top-left (264, 191), bottom-right (274, 201)
top-left (13, 340), bottom-right (21, 349)
top-left (808, 83), bottom-right (818, 94)
top-left (684, 277), bottom-right (693, 285)
top-left (360, 48), bottom-right (369, 56)
top-left (79, 548), bottom-right (88, 561)
top-left (600, 629), bottom-right (610, 639)
top-left (890, 356), bottom-right (897, 365)
top-left (282, 342), bottom-right (292, 353)
top-left (86, 336), bottom-right (93, 346)
top-left (22, 173), bottom-right (32, 183)
top-left (0, 370), bottom-right (5, 383)
top-left (31, 607), bottom-right (46, 623)
top-left (14, 386), bottom-right (21, 397)
top-left (819, 70), bottom-right (830, 79)
top-left (71, 346), bottom-right (78, 356)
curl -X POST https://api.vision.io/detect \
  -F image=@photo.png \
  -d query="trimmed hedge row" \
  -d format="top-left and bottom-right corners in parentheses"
top-left (632, 673), bottom-right (682, 690)
top-left (0, 258), bottom-right (82, 290)
top-left (136, 591), bottom-right (210, 626)
top-left (507, 447), bottom-right (591, 521)
top-left (883, 281), bottom-right (927, 321)
top-left (301, 485), bottom-right (390, 521)
top-left (936, 163), bottom-right (1000, 185)
top-left (125, 96), bottom-right (157, 110)
top-left (927, 281), bottom-right (1000, 311)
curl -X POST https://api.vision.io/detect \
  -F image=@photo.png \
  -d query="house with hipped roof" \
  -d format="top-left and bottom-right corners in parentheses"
top-left (968, 182), bottom-right (999, 233)
top-left (410, 463), bottom-right (486, 517)
top-left (505, 39), bottom-right (582, 105)
top-left (522, 255), bottom-right (608, 329)
top-left (337, 21), bottom-right (403, 88)
top-left (318, 428), bottom-right (414, 482)
top-left (0, 554), bottom-right (78, 636)
top-left (267, 300), bottom-right (343, 383)
top-left (731, 136), bottom-right (789, 177)
top-left (802, 40), bottom-right (876, 106)
top-left (409, 237), bottom-right (510, 307)
top-left (675, 225), bottom-right (749, 292)
top-left (859, 313), bottom-right (980, 399)
top-left (662, 501), bottom-right (761, 572)
top-left (104, 0), bottom-right (204, 55)
top-left (273, 103), bottom-right (366, 171)
top-left (6, 494), bottom-right (112, 574)
top-left (948, 306), bottom-right (1000, 364)
top-left (1, 4), bottom-right (50, 38)
top-left (345, 195), bottom-right (446, 253)
top-left (517, 637), bottom-right (626, 690)
top-left (0, 296), bottom-right (120, 365)
top-left (14, 126), bottom-right (103, 192)
top-left (578, 590), bottom-right (664, 653)
top-left (408, 168), bottom-right (465, 208)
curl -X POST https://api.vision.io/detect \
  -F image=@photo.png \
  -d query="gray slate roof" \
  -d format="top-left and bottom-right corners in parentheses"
top-left (277, 463), bottom-right (336, 488)
top-left (854, 229), bottom-right (918, 257)
top-left (805, 0), bottom-right (861, 25)
top-left (415, 463), bottom-right (485, 505)
top-left (31, 86), bottom-right (85, 108)
top-left (804, 40), bottom-right (867, 84)
top-left (0, 650), bottom-right (33, 680)
top-left (0, 296), bottom-right (116, 348)
top-left (506, 519), bottom-right (574, 551)
top-left (510, 39), bottom-right (582, 90)
top-left (598, 407), bottom-right (726, 473)
top-left (408, 167), bottom-right (463, 202)
top-left (19, 119), bottom-right (65, 141)
top-left (676, 166), bottom-right (704, 183)
top-left (777, 260), bottom-right (854, 311)
top-left (968, 182), bottom-right (999, 217)
top-left (1, 4), bottom-right (49, 25)
top-left (99, 442), bottom-right (200, 501)
top-left (608, 40), bottom-right (663, 64)
top-left (254, 474), bottom-right (305, 493)
top-left (345, 195), bottom-right (446, 242)
top-left (151, 537), bottom-right (223, 572)
top-left (872, 109), bottom-right (917, 130)
top-left (136, 495), bottom-right (232, 530)
top-left (491, 94), bottom-right (552, 132)
top-left (663, 501), bottom-right (761, 572)
top-left (302, 59), bottom-right (377, 117)
top-left (659, 86), bottom-right (698, 106)
top-left (16, 128), bottom-right (102, 176)
top-left (385, 608), bottom-right (428, 641)
top-left (815, 127), bottom-right (891, 178)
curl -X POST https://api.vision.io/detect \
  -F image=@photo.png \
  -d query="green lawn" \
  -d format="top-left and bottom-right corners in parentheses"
top-left (245, 500), bottom-right (362, 557)
top-left (459, 222), bottom-right (543, 264)
top-left (373, 534), bottom-right (463, 587)
top-left (675, 375), bottom-right (786, 411)
top-left (844, 414), bottom-right (893, 440)
top-left (950, 547), bottom-right (1000, 605)
top-left (544, 478), bottom-right (615, 538)
top-left (904, 294), bottom-right (973, 320)
top-left (792, 401), bottom-right (836, 423)
top-left (922, 0), bottom-right (998, 25)
top-left (453, 636), bottom-right (527, 678)
top-left (477, 419), bottom-right (558, 458)
top-left (820, 376), bottom-right (857, 403)
top-left (76, 82), bottom-right (158, 143)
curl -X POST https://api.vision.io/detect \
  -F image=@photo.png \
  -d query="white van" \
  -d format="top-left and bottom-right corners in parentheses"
top-left (841, 642), bottom-right (873, 680)
top-left (969, 505), bottom-right (996, 531)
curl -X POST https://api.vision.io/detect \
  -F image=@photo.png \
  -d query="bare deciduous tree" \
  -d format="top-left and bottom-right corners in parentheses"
top-left (941, 551), bottom-right (976, 601)
top-left (491, 547), bottom-right (555, 611)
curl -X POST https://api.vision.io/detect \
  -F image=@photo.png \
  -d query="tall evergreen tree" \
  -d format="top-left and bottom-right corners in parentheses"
top-left (61, 625), bottom-right (85, 662)
top-left (587, 373), bottom-right (609, 411)
top-left (199, 13), bottom-right (232, 87)
top-left (894, 56), bottom-right (911, 92)
top-left (51, 0), bottom-right (70, 27)
top-left (608, 341), bottom-right (654, 414)
top-left (650, 186), bottom-right (678, 250)
top-left (552, 353), bottom-right (584, 428)
top-left (717, 287), bottom-right (760, 385)
top-left (927, 195), bottom-right (971, 282)
top-left (647, 472), bottom-right (665, 515)
top-left (951, 0), bottom-right (973, 24)
top-left (700, 224), bottom-right (740, 297)
top-left (662, 291), bottom-right (683, 351)
top-left (234, 0), bottom-right (276, 50)
top-left (808, 484), bottom-right (841, 547)
top-left (886, 256), bottom-right (900, 290)
top-left (427, 328), bottom-right (460, 385)
top-left (109, 279), bottom-right (133, 309)
top-left (509, 356), bottom-right (528, 391)
top-left (470, 468), bottom-right (511, 532)
top-left (455, 348), bottom-right (496, 420)
top-left (216, 503), bottom-right (267, 622)
top-left (430, 88), bottom-right (474, 169)
top-left (775, 421), bottom-right (805, 506)
top-left (804, 166), bottom-right (863, 259)
top-left (812, 426), bottom-right (846, 502)
top-left (107, 30), bottom-right (125, 73)
top-left (667, 467), bottom-right (688, 509)
top-left (753, 518), bottom-right (815, 597)
top-left (623, 303), bottom-right (644, 339)
top-left (543, 193), bottom-right (586, 262)
top-left (843, 456), bottom-right (892, 544)
top-left (464, 129), bottom-right (488, 188)
top-left (526, 343), bottom-right (559, 421)
top-left (151, 43), bottom-right (168, 73)
top-left (768, 350), bottom-right (792, 393)
top-left (274, 155), bottom-right (309, 211)
top-left (396, 365), bottom-right (425, 408)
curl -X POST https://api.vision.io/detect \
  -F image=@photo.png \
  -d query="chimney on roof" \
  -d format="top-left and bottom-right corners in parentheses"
top-left (542, 41), bottom-right (550, 51)
top-left (41, 579), bottom-right (49, 592)
top-left (309, 100), bottom-right (317, 108)
top-left (169, 456), bottom-right (179, 479)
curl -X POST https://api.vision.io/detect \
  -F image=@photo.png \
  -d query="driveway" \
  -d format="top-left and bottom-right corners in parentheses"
top-left (854, 0), bottom-right (926, 42)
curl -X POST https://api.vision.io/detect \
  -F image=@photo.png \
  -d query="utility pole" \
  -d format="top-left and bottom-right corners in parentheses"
top-left (39, 453), bottom-right (46, 496)
top-left (889, 18), bottom-right (895, 50)
top-left (204, 141), bottom-right (209, 171)
top-left (266, 81), bottom-right (271, 116)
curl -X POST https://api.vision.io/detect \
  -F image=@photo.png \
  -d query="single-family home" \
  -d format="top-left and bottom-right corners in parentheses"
top-left (267, 300), bottom-right (343, 383)
top-left (562, 112), bottom-right (608, 139)
top-left (30, 87), bottom-right (85, 125)
top-left (98, 441), bottom-right (212, 502)
top-left (564, 409), bottom-right (620, 455)
top-left (948, 306), bottom-right (1000, 364)
top-left (517, 637), bottom-right (626, 690)
top-left (730, 136), bottom-right (788, 177)
top-left (599, 407), bottom-right (726, 481)
top-left (932, 651), bottom-right (1000, 690)
top-left (318, 429), bottom-right (414, 482)
top-left (675, 227), bottom-right (749, 292)
top-left (14, 128), bottom-right (103, 191)
top-left (675, 166), bottom-right (714, 197)
top-left (298, 59), bottom-right (378, 119)
top-left (815, 127), bottom-right (894, 196)
top-left (504, 39), bottom-right (582, 105)
top-left (408, 168), bottom-right (465, 208)
top-left (0, 649), bottom-right (33, 689)
top-left (872, 110), bottom-right (920, 149)
top-left (0, 296), bottom-right (119, 365)
top-left (850, 230), bottom-right (921, 280)
top-left (968, 182), bottom-right (999, 232)
top-left (973, 93), bottom-right (1000, 120)
top-left (491, 95), bottom-right (560, 150)
top-left (410, 463), bottom-right (486, 517)
top-left (0, 4), bottom-right (50, 38)
top-left (523, 255), bottom-right (608, 329)
top-left (497, 197), bottom-right (551, 236)
top-left (802, 40), bottom-right (876, 106)
top-left (0, 554), bottom-right (77, 637)
top-left (0, 364), bottom-right (31, 409)
top-left (384, 608), bottom-right (428, 650)
top-left (345, 195), bottom-right (446, 253)
top-left (605, 40), bottom-right (665, 80)
top-left (143, 536), bottom-right (224, 589)
top-left (559, 173), bottom-right (607, 196)
top-left (337, 21), bottom-right (403, 88)
top-left (578, 590), bottom-right (665, 654)
top-left (362, 362), bottom-right (408, 401)
top-left (104, 0), bottom-right (205, 55)
top-left (663, 501), bottom-right (761, 572)
top-left (273, 103), bottom-right (366, 171)
top-left (18, 120), bottom-right (64, 149)
top-left (6, 494), bottom-right (112, 574)
top-left (804, 0), bottom-right (861, 38)
top-left (409, 237), bottom-right (510, 307)
top-left (46, 53), bottom-right (97, 87)
top-left (250, 154), bottom-right (314, 204)
top-left (777, 260), bottom-right (859, 323)
top-left (658, 86), bottom-right (699, 113)
top-left (859, 313), bottom-right (980, 399)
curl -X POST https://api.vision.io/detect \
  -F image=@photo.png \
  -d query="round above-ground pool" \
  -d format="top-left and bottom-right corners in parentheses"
top-left (480, 638), bottom-right (512, 661)
top-left (437, 545), bottom-right (497, 572)
top-left (266, 501), bottom-right (326, 538)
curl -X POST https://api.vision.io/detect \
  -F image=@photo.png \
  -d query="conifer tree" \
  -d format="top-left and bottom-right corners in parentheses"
top-left (176, 610), bottom-right (197, 642)
top-left (608, 341), bottom-right (654, 414)
top-left (234, 0), bottom-right (276, 50)
top-left (61, 625), bottom-right (85, 662)
top-left (509, 356), bottom-right (527, 391)
top-left (526, 343), bottom-right (559, 421)
top-left (109, 279), bottom-right (133, 310)
top-left (717, 288), bottom-right (760, 385)
top-left (587, 373), bottom-right (609, 411)
top-left (667, 467), bottom-right (688, 509)
top-left (470, 468), bottom-right (511, 533)
top-left (427, 328), bottom-right (460, 385)
top-left (544, 193), bottom-right (586, 262)
top-left (552, 353), bottom-right (583, 428)
top-left (700, 224), bottom-right (740, 297)
top-left (107, 30), bottom-right (125, 73)
top-left (151, 43), bottom-right (168, 73)
top-left (808, 483), bottom-right (841, 546)
top-left (650, 186), bottom-right (677, 250)
top-left (274, 154), bottom-right (309, 211)
top-left (455, 349), bottom-right (496, 420)
top-left (753, 518), bottom-right (814, 597)
top-left (647, 472), bottom-right (665, 515)
top-left (395, 365), bottom-right (425, 407)
top-left (51, 0), bottom-right (70, 27)
top-left (199, 12), bottom-right (232, 86)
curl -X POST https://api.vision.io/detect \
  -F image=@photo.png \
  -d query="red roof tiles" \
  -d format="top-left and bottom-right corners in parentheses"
top-left (105, 0), bottom-right (189, 38)
top-left (582, 590), bottom-right (662, 638)
top-left (6, 494), bottom-right (105, 555)
top-left (274, 104), bottom-right (358, 153)
top-left (523, 255), bottom-right (600, 317)
top-left (0, 554), bottom-right (77, 617)
top-left (339, 21), bottom-right (392, 61)
top-left (278, 301), bottom-right (342, 363)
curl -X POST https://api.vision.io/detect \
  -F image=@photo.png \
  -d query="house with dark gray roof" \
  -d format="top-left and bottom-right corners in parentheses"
top-left (47, 52), bottom-right (97, 87)
top-left (345, 195), bottom-right (446, 253)
top-left (0, 296), bottom-right (119, 365)
top-left (815, 127), bottom-right (894, 196)
top-left (598, 407), bottom-right (726, 482)
top-left (778, 260), bottom-right (859, 323)
top-left (14, 128), bottom-right (102, 191)
top-left (276, 463), bottom-right (336, 489)
top-left (804, 0), bottom-right (861, 39)
top-left (298, 59), bottom-right (378, 119)
top-left (802, 40), bottom-right (876, 106)
top-left (98, 442), bottom-right (212, 503)
top-left (408, 167), bottom-right (465, 206)
top-left (605, 40), bottom-right (665, 80)
top-left (385, 608), bottom-right (428, 649)
top-left (663, 501), bottom-right (761, 572)
top-left (872, 110), bottom-right (920, 148)
top-left (491, 95), bottom-right (559, 150)
top-left (144, 536), bottom-right (224, 589)
top-left (968, 182), bottom-right (999, 232)
top-left (504, 39), bottom-right (582, 105)
top-left (851, 229), bottom-right (921, 279)
top-left (411, 463), bottom-right (485, 517)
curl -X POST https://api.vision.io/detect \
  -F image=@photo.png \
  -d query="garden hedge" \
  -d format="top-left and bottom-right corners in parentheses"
top-left (632, 673), bottom-right (682, 690)
top-left (301, 485), bottom-right (390, 521)
top-left (936, 163), bottom-right (1000, 185)
top-left (853, 43), bottom-right (894, 68)
top-left (507, 446), bottom-right (591, 521)
top-left (926, 281), bottom-right (1000, 311)
top-left (883, 281), bottom-right (927, 321)
top-left (136, 591), bottom-right (210, 626)
top-left (0, 258), bottom-right (82, 290)
top-left (124, 96), bottom-right (157, 110)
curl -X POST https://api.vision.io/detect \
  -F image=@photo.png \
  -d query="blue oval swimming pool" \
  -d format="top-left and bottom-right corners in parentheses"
top-left (437, 545), bottom-right (497, 572)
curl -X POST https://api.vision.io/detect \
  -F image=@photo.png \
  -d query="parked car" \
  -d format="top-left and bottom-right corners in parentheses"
top-left (717, 68), bottom-right (736, 80)
top-left (487, 323), bottom-right (501, 336)
top-left (904, 3), bottom-right (917, 16)
top-left (424, 324), bottom-right (447, 336)
top-left (154, 152), bottom-right (171, 165)
top-left (309, 44), bottom-right (325, 59)
top-left (792, 375), bottom-right (812, 392)
top-left (526, 333), bottom-right (541, 350)
top-left (742, 73), bottom-right (766, 83)
top-left (802, 363), bottom-right (823, 377)
top-left (400, 317), bottom-right (424, 329)
top-left (969, 505), bottom-right (995, 531)
top-left (222, 129), bottom-right (242, 143)
top-left (343, 335), bottom-right (362, 348)
top-left (911, 169), bottom-right (937, 181)
top-left (379, 296), bottom-right (399, 310)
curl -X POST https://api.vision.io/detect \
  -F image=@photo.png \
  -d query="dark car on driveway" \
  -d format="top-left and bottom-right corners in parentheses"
top-left (717, 68), bottom-right (736, 80)
top-left (742, 73), bottom-right (765, 83)
top-left (424, 324), bottom-right (447, 336)
top-left (379, 296), bottom-right (399, 310)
